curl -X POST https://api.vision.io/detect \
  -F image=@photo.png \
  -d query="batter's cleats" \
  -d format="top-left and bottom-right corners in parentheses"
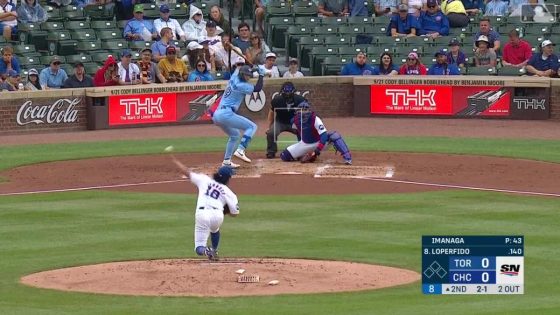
top-left (234, 149), bottom-right (252, 163)
top-left (344, 159), bottom-right (352, 165)
top-left (205, 247), bottom-right (219, 261)
top-left (222, 159), bottom-right (240, 168)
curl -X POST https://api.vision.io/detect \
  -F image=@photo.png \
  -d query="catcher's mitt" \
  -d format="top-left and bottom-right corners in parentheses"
top-left (300, 151), bottom-right (317, 163)
top-left (223, 205), bottom-right (231, 215)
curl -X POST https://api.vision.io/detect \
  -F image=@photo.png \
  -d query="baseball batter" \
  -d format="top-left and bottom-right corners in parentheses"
top-left (280, 101), bottom-right (352, 165)
top-left (212, 65), bottom-right (265, 168)
top-left (172, 156), bottom-right (239, 261)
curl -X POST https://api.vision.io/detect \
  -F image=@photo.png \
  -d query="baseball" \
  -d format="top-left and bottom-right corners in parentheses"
top-left (268, 280), bottom-right (280, 285)
top-left (164, 145), bottom-right (174, 152)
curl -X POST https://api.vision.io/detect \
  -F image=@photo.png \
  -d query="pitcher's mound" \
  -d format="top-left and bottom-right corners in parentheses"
top-left (21, 258), bottom-right (420, 297)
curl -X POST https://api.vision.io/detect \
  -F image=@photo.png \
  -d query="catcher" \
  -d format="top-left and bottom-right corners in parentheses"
top-left (171, 156), bottom-right (239, 261)
top-left (280, 101), bottom-right (352, 165)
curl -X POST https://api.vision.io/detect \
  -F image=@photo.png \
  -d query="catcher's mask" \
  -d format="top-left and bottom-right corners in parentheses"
top-left (214, 166), bottom-right (235, 185)
top-left (238, 65), bottom-right (253, 81)
top-left (280, 81), bottom-right (296, 101)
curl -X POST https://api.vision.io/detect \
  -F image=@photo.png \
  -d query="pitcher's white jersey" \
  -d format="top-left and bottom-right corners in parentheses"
top-left (190, 172), bottom-right (239, 214)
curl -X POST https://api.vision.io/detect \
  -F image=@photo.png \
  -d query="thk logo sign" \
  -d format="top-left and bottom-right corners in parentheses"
top-left (120, 97), bottom-right (164, 116)
top-left (513, 98), bottom-right (546, 110)
top-left (385, 89), bottom-right (436, 107)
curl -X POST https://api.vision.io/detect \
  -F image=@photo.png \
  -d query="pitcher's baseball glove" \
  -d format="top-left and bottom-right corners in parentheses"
top-left (300, 151), bottom-right (317, 163)
top-left (223, 205), bottom-right (231, 215)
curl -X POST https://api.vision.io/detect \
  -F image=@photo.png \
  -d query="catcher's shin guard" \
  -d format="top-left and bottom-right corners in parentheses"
top-left (280, 150), bottom-right (295, 161)
top-left (328, 131), bottom-right (352, 161)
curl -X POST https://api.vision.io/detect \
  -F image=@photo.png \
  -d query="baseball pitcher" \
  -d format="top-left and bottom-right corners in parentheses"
top-left (280, 101), bottom-right (352, 165)
top-left (172, 157), bottom-right (239, 261)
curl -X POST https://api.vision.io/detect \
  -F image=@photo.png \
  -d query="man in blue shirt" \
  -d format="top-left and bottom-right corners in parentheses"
top-left (341, 52), bottom-right (376, 75)
top-left (525, 40), bottom-right (559, 77)
top-left (472, 17), bottom-right (501, 52)
top-left (123, 4), bottom-right (157, 41)
top-left (428, 50), bottom-right (461, 75)
top-left (418, 0), bottom-right (450, 38)
top-left (212, 65), bottom-right (265, 168)
top-left (0, 45), bottom-right (20, 75)
top-left (39, 56), bottom-right (68, 89)
top-left (388, 4), bottom-right (418, 37)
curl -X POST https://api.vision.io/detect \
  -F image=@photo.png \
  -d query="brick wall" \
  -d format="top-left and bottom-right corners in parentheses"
top-left (550, 83), bottom-right (560, 121)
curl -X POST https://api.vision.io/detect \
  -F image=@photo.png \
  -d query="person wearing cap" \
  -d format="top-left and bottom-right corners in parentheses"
top-left (388, 4), bottom-right (418, 37)
top-left (283, 58), bottom-right (304, 78)
top-left (440, 0), bottom-right (469, 27)
top-left (0, 46), bottom-right (20, 75)
top-left (39, 56), bottom-right (68, 89)
top-left (0, 69), bottom-right (19, 91)
top-left (473, 18), bottom-right (501, 52)
top-left (374, 0), bottom-right (398, 17)
top-left (16, 0), bottom-right (48, 24)
top-left (502, 29), bottom-right (532, 68)
top-left (62, 62), bottom-right (94, 88)
top-left (212, 64), bottom-right (266, 168)
top-left (24, 68), bottom-right (41, 91)
top-left (428, 50), bottom-right (461, 75)
top-left (0, 0), bottom-right (17, 41)
top-left (187, 57), bottom-right (214, 82)
top-left (525, 40), bottom-right (559, 77)
top-left (170, 156), bottom-right (240, 262)
top-left (474, 35), bottom-right (497, 67)
top-left (154, 4), bottom-right (186, 42)
top-left (418, 0), bottom-right (450, 38)
top-left (258, 52), bottom-right (280, 78)
top-left (123, 4), bottom-right (157, 41)
top-left (202, 20), bottom-right (224, 58)
top-left (182, 4), bottom-right (206, 42)
top-left (151, 27), bottom-right (177, 62)
top-left (446, 38), bottom-right (466, 69)
top-left (319, 0), bottom-right (349, 17)
top-left (158, 45), bottom-right (188, 82)
top-left (117, 49), bottom-right (141, 85)
top-left (341, 51), bottom-right (376, 75)
top-left (484, 0), bottom-right (508, 17)
top-left (399, 52), bottom-right (427, 75)
top-left (185, 40), bottom-right (208, 71)
top-left (138, 48), bottom-right (166, 84)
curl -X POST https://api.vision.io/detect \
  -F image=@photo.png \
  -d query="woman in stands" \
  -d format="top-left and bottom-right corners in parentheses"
top-left (399, 52), bottom-right (427, 75)
top-left (25, 68), bottom-right (41, 90)
top-left (93, 55), bottom-right (120, 86)
top-left (17, 0), bottom-right (48, 24)
top-left (373, 52), bottom-right (399, 75)
top-left (188, 58), bottom-right (215, 82)
top-left (245, 32), bottom-right (266, 66)
top-left (209, 5), bottom-right (231, 35)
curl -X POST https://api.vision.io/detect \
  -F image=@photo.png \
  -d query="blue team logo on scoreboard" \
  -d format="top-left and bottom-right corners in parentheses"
top-left (422, 236), bottom-right (524, 295)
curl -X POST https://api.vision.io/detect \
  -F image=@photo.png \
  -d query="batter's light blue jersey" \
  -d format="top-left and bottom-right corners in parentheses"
top-left (218, 69), bottom-right (255, 112)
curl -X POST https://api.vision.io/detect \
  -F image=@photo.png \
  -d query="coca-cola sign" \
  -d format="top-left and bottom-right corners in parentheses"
top-left (17, 98), bottom-right (80, 126)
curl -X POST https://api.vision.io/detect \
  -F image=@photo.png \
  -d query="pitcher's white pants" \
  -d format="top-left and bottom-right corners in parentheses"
top-left (194, 210), bottom-right (224, 249)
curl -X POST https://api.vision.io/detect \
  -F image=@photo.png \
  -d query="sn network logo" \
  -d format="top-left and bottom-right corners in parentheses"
top-left (500, 264), bottom-right (520, 276)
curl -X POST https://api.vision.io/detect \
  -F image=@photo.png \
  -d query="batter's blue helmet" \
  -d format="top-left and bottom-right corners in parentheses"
top-left (297, 101), bottom-right (311, 109)
top-left (238, 65), bottom-right (253, 77)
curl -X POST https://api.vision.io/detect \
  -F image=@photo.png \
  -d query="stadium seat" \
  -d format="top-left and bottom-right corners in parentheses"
top-left (83, 62), bottom-right (102, 75)
top-left (267, 16), bottom-right (295, 49)
top-left (347, 16), bottom-right (373, 25)
top-left (321, 17), bottom-right (347, 25)
top-left (71, 30), bottom-right (98, 42)
top-left (406, 36), bottom-right (431, 46)
top-left (313, 25), bottom-right (338, 36)
top-left (338, 26), bottom-right (363, 36)
top-left (294, 16), bottom-right (321, 26)
top-left (12, 44), bottom-right (36, 56)
top-left (101, 40), bottom-right (129, 51)
top-left (91, 20), bottom-right (118, 30)
top-left (265, 5), bottom-right (291, 21)
top-left (467, 67), bottom-right (496, 75)
top-left (117, 20), bottom-right (129, 30)
top-left (523, 24), bottom-right (552, 36)
top-left (18, 23), bottom-right (45, 48)
top-left (324, 36), bottom-right (352, 46)
top-left (47, 31), bottom-right (76, 55)
top-left (96, 30), bottom-right (122, 41)
top-left (292, 1), bottom-right (318, 16)
top-left (91, 51), bottom-right (115, 63)
top-left (62, 7), bottom-right (86, 21)
top-left (75, 41), bottom-right (103, 54)
top-left (321, 56), bottom-right (349, 75)
top-left (84, 5), bottom-right (114, 21)
top-left (143, 9), bottom-right (160, 19)
top-left (373, 15), bottom-right (390, 25)
top-left (286, 26), bottom-right (313, 58)
top-left (20, 55), bottom-right (42, 68)
top-left (41, 21), bottom-right (65, 31)
top-left (65, 21), bottom-right (91, 30)
top-left (309, 46), bottom-right (338, 76)
top-left (497, 66), bottom-right (526, 76)
top-left (66, 54), bottom-right (93, 64)
top-left (60, 63), bottom-right (74, 75)
top-left (44, 5), bottom-right (63, 22)
top-left (128, 41), bottom-right (152, 50)
top-left (338, 46), bottom-right (366, 56)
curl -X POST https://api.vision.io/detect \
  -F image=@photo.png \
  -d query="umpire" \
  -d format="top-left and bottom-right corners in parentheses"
top-left (266, 82), bottom-right (305, 158)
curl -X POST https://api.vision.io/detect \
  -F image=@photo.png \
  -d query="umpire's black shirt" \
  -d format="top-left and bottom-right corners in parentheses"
top-left (270, 94), bottom-right (306, 124)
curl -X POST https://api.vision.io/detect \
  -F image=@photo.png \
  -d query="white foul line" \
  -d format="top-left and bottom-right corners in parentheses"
top-left (355, 176), bottom-right (560, 198)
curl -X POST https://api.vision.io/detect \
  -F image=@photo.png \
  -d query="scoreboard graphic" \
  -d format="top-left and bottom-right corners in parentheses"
top-left (422, 236), bottom-right (524, 294)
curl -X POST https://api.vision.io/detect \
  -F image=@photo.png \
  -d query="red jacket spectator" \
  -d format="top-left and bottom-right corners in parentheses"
top-left (399, 52), bottom-right (428, 75)
top-left (94, 55), bottom-right (119, 86)
top-left (502, 30), bottom-right (533, 67)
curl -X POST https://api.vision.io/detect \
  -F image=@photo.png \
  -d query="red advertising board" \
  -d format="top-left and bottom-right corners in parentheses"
top-left (109, 93), bottom-right (177, 125)
top-left (371, 85), bottom-right (453, 115)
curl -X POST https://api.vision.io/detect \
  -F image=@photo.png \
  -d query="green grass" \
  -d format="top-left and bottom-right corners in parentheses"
top-left (0, 190), bottom-right (559, 315)
top-left (1, 136), bottom-right (560, 171)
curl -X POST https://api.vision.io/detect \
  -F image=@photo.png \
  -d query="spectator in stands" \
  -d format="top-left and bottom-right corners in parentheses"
top-left (399, 52), bottom-right (427, 75)
top-left (0, 0), bottom-right (17, 41)
top-left (17, 0), bottom-right (48, 23)
top-left (152, 27), bottom-right (176, 62)
top-left (318, 0), bottom-right (349, 17)
top-left (418, 0), bottom-right (450, 38)
top-left (474, 35), bottom-right (497, 67)
top-left (187, 58), bottom-right (214, 82)
top-left (441, 0), bottom-right (469, 27)
top-left (93, 55), bottom-right (119, 86)
top-left (461, 0), bottom-right (484, 16)
top-left (215, 33), bottom-right (244, 71)
top-left (258, 52), bottom-right (280, 78)
top-left (39, 56), bottom-right (68, 89)
top-left (123, 4), bottom-right (158, 41)
top-left (198, 39), bottom-right (216, 72)
top-left (158, 46), bottom-right (188, 82)
top-left (341, 51), bottom-right (375, 75)
top-left (473, 18), bottom-right (500, 52)
top-left (115, 0), bottom-right (134, 21)
top-left (283, 58), bottom-right (304, 78)
top-left (502, 29), bottom-right (532, 68)
top-left (255, 0), bottom-right (269, 36)
top-left (0, 46), bottom-right (20, 75)
top-left (405, 0), bottom-right (425, 17)
top-left (203, 20), bottom-right (223, 58)
top-left (525, 40), bottom-right (559, 77)
top-left (374, 0), bottom-right (398, 17)
top-left (245, 32), bottom-right (266, 65)
top-left (208, 5), bottom-right (230, 35)
top-left (388, 4), bottom-right (418, 37)
top-left (154, 4), bottom-right (186, 41)
top-left (373, 52), bottom-right (399, 75)
top-left (349, 0), bottom-right (368, 16)
top-left (484, 0), bottom-right (508, 16)
top-left (62, 62), bottom-right (94, 88)
top-left (1, 69), bottom-right (19, 91)
top-left (137, 47), bottom-right (166, 84)
top-left (117, 49), bottom-right (141, 85)
top-left (24, 68), bottom-right (41, 90)
top-left (233, 22), bottom-right (252, 53)
top-left (182, 4), bottom-right (206, 42)
top-left (446, 38), bottom-right (466, 68)
top-left (508, 0), bottom-right (528, 16)
top-left (428, 50), bottom-right (461, 75)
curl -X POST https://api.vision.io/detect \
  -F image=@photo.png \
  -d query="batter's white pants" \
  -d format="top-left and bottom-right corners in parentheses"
top-left (286, 141), bottom-right (319, 159)
top-left (194, 209), bottom-right (224, 249)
